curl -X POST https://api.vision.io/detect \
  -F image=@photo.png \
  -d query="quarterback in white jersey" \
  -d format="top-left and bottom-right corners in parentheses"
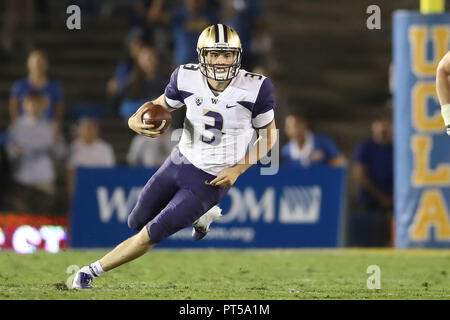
top-left (71, 24), bottom-right (277, 289)
top-left (165, 62), bottom-right (275, 175)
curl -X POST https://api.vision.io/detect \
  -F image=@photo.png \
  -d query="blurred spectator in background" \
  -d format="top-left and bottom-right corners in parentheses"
top-left (66, 118), bottom-right (115, 197)
top-left (352, 117), bottom-right (393, 206)
top-left (9, 49), bottom-right (64, 128)
top-left (4, 92), bottom-right (66, 213)
top-left (118, 45), bottom-right (166, 121)
top-left (148, 0), bottom-right (218, 65)
top-left (282, 113), bottom-right (346, 168)
top-left (127, 129), bottom-right (176, 167)
top-left (129, 0), bottom-right (177, 56)
top-left (66, 0), bottom-right (108, 15)
top-left (0, 132), bottom-right (11, 211)
top-left (129, 0), bottom-right (155, 31)
top-left (220, 0), bottom-right (271, 71)
top-left (252, 65), bottom-right (269, 77)
top-left (1, 0), bottom-right (34, 55)
top-left (349, 115), bottom-right (393, 247)
top-left (106, 30), bottom-right (145, 113)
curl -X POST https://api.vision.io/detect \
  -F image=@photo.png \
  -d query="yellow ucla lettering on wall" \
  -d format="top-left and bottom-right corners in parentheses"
top-left (411, 82), bottom-right (444, 132)
top-left (411, 135), bottom-right (450, 186)
top-left (409, 26), bottom-right (449, 77)
top-left (409, 23), bottom-right (450, 242)
top-left (410, 189), bottom-right (450, 240)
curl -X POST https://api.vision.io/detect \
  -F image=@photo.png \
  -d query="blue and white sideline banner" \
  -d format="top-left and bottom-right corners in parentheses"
top-left (393, 11), bottom-right (450, 248)
top-left (70, 166), bottom-right (346, 248)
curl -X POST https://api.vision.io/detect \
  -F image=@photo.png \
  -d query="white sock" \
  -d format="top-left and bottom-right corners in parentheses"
top-left (88, 260), bottom-right (105, 277)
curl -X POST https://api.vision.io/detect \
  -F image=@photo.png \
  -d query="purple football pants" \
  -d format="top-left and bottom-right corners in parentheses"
top-left (127, 147), bottom-right (230, 243)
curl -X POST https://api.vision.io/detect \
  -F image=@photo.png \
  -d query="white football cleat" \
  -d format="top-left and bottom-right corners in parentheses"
top-left (71, 266), bottom-right (94, 289)
top-left (192, 205), bottom-right (222, 240)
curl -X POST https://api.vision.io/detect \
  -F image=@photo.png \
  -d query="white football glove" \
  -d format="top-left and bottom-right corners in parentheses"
top-left (441, 104), bottom-right (450, 135)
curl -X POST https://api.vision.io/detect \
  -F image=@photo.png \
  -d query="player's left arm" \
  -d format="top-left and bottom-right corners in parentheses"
top-left (209, 120), bottom-right (277, 188)
top-left (436, 51), bottom-right (450, 134)
top-left (129, 66), bottom-right (184, 137)
top-left (209, 77), bottom-right (277, 188)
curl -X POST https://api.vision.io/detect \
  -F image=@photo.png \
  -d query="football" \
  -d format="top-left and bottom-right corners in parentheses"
top-left (141, 102), bottom-right (172, 133)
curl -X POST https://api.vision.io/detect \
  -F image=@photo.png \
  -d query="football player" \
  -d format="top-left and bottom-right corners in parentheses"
top-left (72, 24), bottom-right (277, 289)
top-left (437, 51), bottom-right (450, 135)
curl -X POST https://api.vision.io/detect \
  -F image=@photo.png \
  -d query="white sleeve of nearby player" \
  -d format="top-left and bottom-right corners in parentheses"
top-left (441, 104), bottom-right (450, 135)
top-left (251, 78), bottom-right (275, 129)
top-left (441, 104), bottom-right (450, 125)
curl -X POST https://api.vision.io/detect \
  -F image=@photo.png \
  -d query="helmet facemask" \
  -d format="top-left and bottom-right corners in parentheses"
top-left (198, 47), bottom-right (242, 82)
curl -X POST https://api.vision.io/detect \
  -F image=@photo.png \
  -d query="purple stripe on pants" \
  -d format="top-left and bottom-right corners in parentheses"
top-left (127, 147), bottom-right (229, 243)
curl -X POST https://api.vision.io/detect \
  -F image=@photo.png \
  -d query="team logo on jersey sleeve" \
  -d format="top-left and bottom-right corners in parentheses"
top-left (195, 96), bottom-right (203, 106)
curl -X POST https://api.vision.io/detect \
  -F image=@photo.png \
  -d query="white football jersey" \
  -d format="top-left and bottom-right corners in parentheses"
top-left (164, 64), bottom-right (275, 176)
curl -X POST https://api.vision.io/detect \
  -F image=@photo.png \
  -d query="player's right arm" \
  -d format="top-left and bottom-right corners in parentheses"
top-left (128, 66), bottom-right (184, 137)
top-left (127, 93), bottom-right (177, 138)
top-left (436, 51), bottom-right (450, 135)
top-left (127, 100), bottom-right (163, 138)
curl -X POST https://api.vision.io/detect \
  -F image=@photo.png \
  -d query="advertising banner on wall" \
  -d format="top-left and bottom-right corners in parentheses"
top-left (70, 166), bottom-right (346, 249)
top-left (0, 213), bottom-right (68, 253)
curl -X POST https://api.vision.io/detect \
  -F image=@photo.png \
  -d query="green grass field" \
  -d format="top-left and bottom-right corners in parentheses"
top-left (0, 249), bottom-right (449, 300)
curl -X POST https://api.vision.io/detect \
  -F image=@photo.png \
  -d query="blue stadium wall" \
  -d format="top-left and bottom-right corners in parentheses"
top-left (393, 11), bottom-right (450, 248)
